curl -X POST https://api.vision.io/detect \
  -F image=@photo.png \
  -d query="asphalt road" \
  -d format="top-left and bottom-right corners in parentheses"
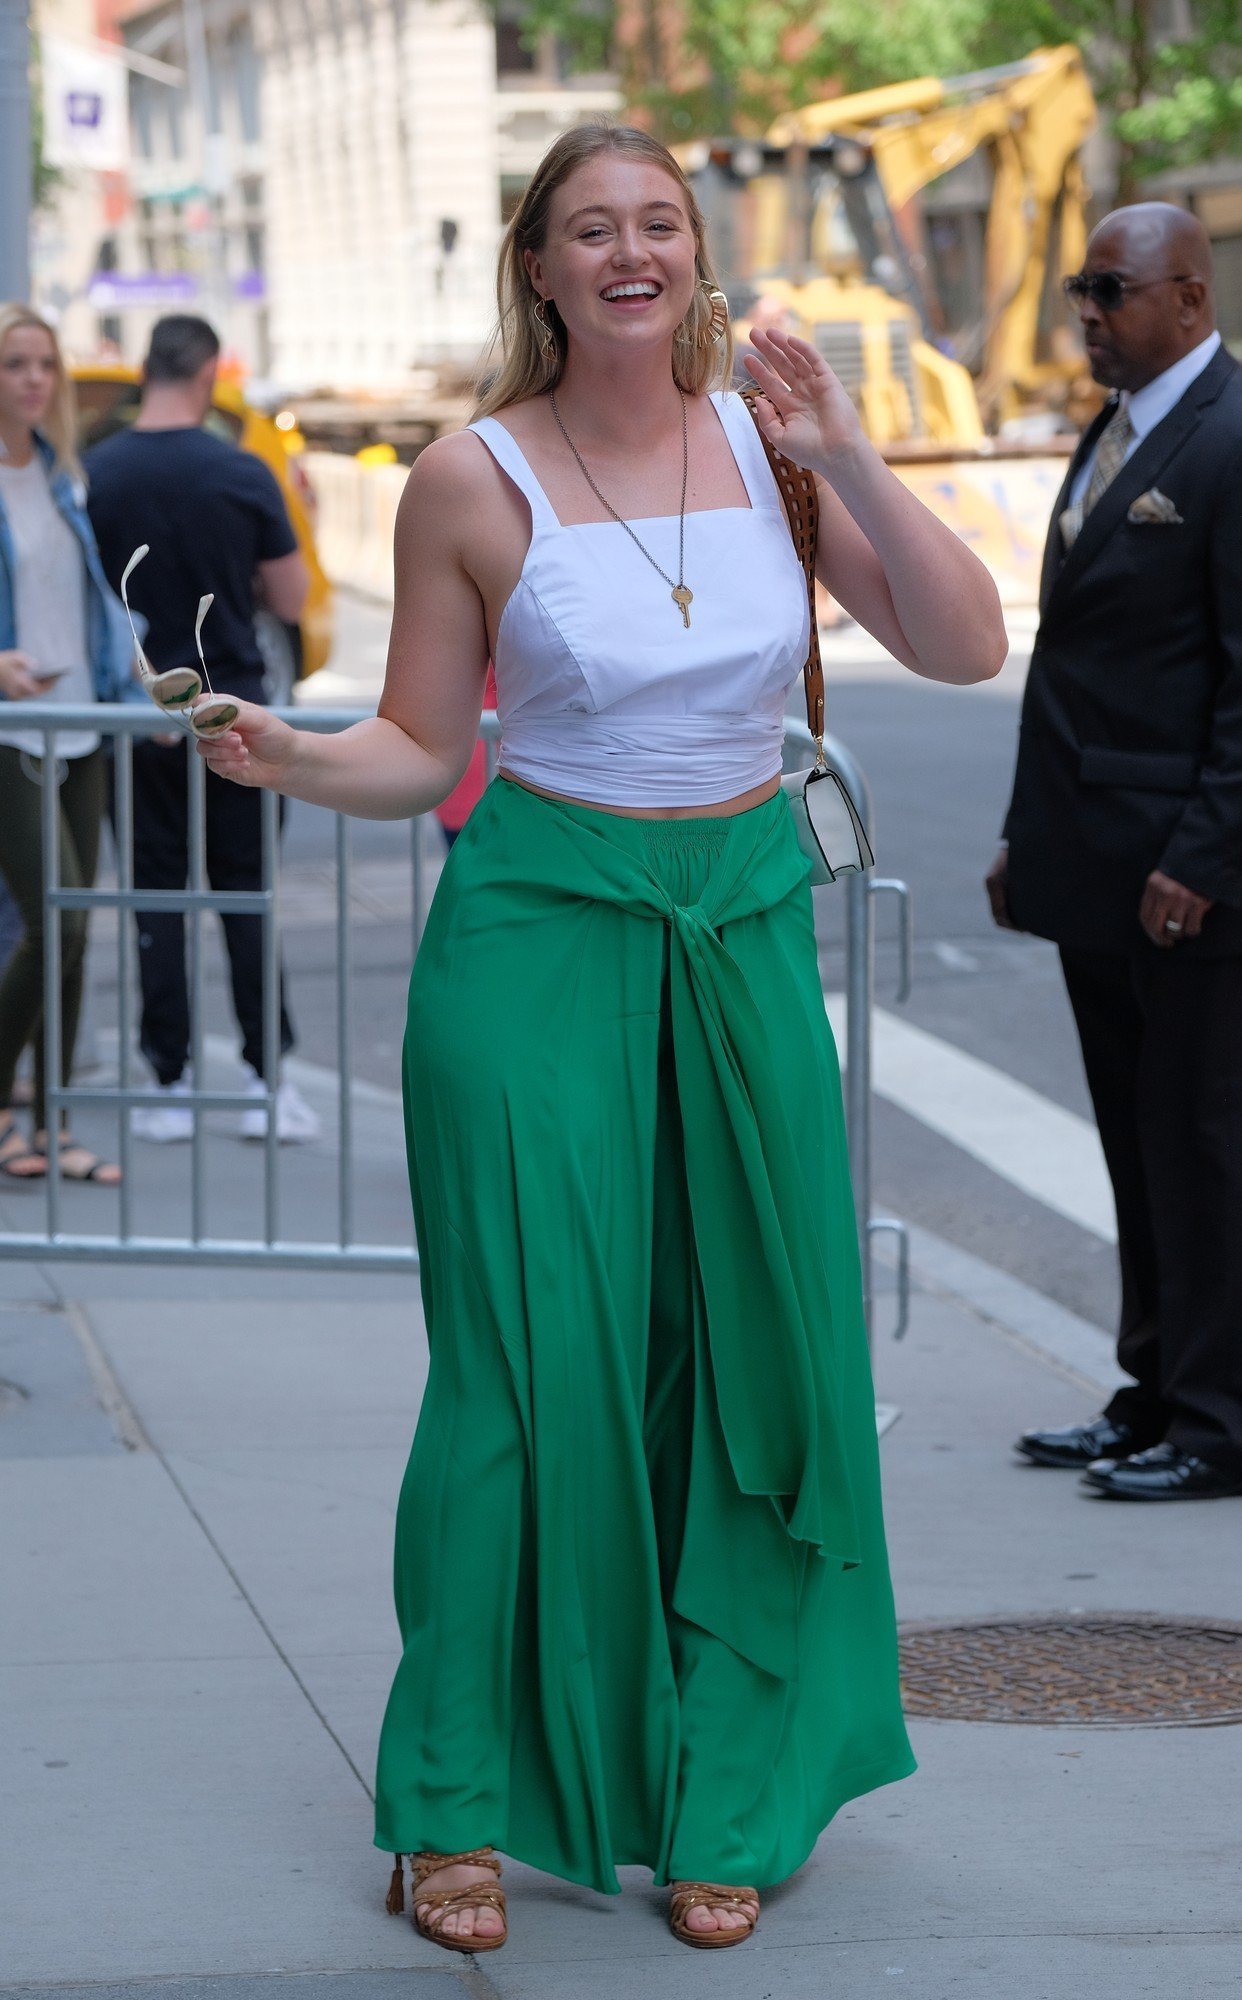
top-left (89, 587), bottom-right (1120, 1348)
top-left (824, 667), bottom-right (1120, 1341)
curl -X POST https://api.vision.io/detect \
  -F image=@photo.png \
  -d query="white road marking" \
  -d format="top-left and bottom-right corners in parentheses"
top-left (825, 996), bottom-right (1116, 1244)
top-left (932, 941), bottom-right (980, 973)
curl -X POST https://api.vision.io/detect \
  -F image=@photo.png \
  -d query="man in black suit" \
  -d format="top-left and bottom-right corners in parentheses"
top-left (988, 203), bottom-right (1242, 1502)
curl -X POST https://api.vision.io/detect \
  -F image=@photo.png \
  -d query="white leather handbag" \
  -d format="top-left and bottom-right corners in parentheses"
top-left (780, 755), bottom-right (875, 886)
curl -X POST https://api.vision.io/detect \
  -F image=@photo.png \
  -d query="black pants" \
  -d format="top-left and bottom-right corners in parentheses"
top-left (130, 738), bottom-right (293, 1085)
top-left (0, 745), bottom-right (105, 1130)
top-left (1060, 944), bottom-right (1242, 1473)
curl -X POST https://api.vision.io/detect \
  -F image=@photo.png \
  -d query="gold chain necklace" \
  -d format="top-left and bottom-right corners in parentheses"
top-left (549, 390), bottom-right (694, 628)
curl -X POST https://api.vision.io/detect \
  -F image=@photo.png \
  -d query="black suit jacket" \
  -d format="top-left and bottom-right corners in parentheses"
top-left (1003, 344), bottom-right (1242, 955)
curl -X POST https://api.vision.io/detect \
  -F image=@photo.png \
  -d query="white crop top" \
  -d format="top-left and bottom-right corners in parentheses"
top-left (467, 388), bottom-right (811, 807)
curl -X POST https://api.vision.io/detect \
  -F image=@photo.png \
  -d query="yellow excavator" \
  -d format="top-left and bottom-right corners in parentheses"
top-left (683, 44), bottom-right (1097, 449)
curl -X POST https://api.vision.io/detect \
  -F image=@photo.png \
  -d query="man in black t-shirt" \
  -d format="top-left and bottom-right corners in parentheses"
top-left (86, 315), bottom-right (317, 1143)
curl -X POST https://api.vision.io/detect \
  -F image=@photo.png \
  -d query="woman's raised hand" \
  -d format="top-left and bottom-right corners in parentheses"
top-left (743, 327), bottom-right (865, 475)
top-left (194, 698), bottom-right (301, 790)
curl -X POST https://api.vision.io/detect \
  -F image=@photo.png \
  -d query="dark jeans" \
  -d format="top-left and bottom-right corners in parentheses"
top-left (0, 744), bottom-right (105, 1130)
top-left (1060, 943), bottom-right (1242, 1473)
top-left (130, 737), bottom-right (293, 1085)
top-left (0, 876), bottom-right (22, 971)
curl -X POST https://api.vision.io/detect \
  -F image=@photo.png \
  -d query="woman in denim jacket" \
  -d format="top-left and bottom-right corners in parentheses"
top-left (0, 303), bottom-right (135, 1184)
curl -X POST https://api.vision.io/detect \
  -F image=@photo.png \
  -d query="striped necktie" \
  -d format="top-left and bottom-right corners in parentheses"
top-left (1060, 402), bottom-right (1136, 548)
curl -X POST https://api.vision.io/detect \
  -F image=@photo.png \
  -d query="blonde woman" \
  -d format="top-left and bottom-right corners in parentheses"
top-left (199, 126), bottom-right (1005, 1951)
top-left (0, 305), bottom-right (130, 1185)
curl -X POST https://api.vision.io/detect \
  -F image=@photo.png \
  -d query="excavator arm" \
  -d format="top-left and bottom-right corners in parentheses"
top-left (768, 46), bottom-right (1097, 422)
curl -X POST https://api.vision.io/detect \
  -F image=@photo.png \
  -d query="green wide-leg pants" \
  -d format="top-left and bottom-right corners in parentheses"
top-left (374, 778), bottom-right (914, 1893)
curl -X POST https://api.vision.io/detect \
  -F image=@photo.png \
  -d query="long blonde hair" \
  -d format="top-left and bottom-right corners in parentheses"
top-left (0, 303), bottom-right (84, 484)
top-left (473, 122), bottom-right (734, 419)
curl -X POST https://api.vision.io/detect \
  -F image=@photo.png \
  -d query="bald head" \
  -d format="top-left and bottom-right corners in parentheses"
top-left (1072, 202), bottom-right (1215, 393)
top-left (1089, 202), bottom-right (1213, 284)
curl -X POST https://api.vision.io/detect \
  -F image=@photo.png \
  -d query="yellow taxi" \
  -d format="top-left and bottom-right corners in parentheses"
top-left (71, 364), bottom-right (334, 703)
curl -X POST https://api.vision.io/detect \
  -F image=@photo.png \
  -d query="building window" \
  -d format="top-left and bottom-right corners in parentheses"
top-left (165, 88), bottom-right (186, 161)
top-left (231, 21), bottom-right (261, 145)
top-left (131, 76), bottom-right (154, 158)
top-left (495, 15), bottom-right (537, 78)
top-left (500, 174), bottom-right (530, 223)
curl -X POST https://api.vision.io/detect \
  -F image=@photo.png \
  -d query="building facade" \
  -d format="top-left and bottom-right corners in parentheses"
top-left (255, 0), bottom-right (617, 392)
top-left (30, 0), bottom-right (616, 388)
top-left (104, 0), bottom-right (270, 374)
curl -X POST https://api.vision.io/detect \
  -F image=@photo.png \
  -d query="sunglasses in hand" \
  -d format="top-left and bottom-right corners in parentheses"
top-left (121, 545), bottom-right (241, 741)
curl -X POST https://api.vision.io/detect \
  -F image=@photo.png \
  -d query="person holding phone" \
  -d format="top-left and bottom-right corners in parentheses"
top-left (0, 303), bottom-right (133, 1184)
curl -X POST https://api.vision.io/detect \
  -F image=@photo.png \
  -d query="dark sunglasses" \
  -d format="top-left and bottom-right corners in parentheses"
top-left (1062, 270), bottom-right (1192, 312)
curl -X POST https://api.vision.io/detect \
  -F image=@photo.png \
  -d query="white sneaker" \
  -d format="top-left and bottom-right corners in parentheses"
top-left (131, 1077), bottom-right (195, 1143)
top-left (238, 1072), bottom-right (321, 1144)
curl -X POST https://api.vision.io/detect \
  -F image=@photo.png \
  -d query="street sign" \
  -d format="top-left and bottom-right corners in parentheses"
top-left (40, 34), bottom-right (128, 172)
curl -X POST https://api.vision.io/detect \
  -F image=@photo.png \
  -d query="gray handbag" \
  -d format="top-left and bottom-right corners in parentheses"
top-left (741, 389), bottom-right (875, 885)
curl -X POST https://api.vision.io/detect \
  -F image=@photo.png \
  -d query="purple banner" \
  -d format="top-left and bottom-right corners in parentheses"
top-left (88, 272), bottom-right (199, 310)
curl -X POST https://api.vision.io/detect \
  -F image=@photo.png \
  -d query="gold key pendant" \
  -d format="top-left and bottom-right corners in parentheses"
top-left (671, 584), bottom-right (693, 628)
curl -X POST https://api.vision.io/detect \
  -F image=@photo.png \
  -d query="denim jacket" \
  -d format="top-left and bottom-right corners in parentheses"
top-left (0, 432), bottom-right (140, 705)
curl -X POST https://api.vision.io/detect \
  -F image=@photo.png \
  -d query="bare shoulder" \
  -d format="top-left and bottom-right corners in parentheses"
top-left (393, 429), bottom-right (501, 559)
top-left (400, 430), bottom-right (493, 509)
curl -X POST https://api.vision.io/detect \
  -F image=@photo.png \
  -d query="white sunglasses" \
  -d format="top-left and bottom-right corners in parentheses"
top-left (121, 544), bottom-right (240, 741)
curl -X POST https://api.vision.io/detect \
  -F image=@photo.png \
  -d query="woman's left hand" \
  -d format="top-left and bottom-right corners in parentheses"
top-left (743, 327), bottom-right (865, 475)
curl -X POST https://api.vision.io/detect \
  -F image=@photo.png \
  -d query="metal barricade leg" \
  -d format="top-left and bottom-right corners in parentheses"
top-left (844, 869), bottom-right (875, 1335)
top-left (189, 744), bottom-right (207, 1243)
top-left (336, 811), bottom-right (353, 1250)
top-left (39, 730), bottom-right (63, 1236)
top-left (115, 734), bottom-right (134, 1237)
top-left (819, 734), bottom-right (914, 1350)
top-left (261, 785), bottom-right (280, 1245)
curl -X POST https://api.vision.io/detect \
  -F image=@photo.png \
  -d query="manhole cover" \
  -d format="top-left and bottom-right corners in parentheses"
top-left (899, 1615), bottom-right (1242, 1727)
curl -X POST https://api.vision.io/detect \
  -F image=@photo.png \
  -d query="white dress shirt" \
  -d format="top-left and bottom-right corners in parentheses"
top-left (1069, 330), bottom-right (1222, 507)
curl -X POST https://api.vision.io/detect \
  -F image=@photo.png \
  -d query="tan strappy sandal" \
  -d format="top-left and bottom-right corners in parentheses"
top-left (386, 1847), bottom-right (507, 1954)
top-left (669, 1880), bottom-right (760, 1949)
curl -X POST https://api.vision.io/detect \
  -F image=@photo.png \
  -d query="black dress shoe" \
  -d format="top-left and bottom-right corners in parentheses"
top-left (1082, 1443), bottom-right (1242, 1501)
top-left (1014, 1415), bottom-right (1143, 1469)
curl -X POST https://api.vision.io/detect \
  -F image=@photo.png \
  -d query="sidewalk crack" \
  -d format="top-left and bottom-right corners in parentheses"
top-left (58, 1291), bottom-right (376, 1804)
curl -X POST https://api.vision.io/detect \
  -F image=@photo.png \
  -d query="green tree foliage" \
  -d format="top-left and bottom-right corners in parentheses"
top-left (495, 0), bottom-right (1242, 187)
top-left (975, 0), bottom-right (1242, 192)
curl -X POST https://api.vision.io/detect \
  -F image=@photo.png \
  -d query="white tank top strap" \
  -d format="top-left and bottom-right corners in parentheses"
top-left (467, 416), bottom-right (560, 535)
top-left (708, 387), bottom-right (787, 519)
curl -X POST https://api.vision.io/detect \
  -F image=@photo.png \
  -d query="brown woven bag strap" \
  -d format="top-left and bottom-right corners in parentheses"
top-left (739, 385), bottom-right (824, 748)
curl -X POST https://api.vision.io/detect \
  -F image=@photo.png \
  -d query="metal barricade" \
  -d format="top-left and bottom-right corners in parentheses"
top-left (807, 730), bottom-right (913, 1342)
top-left (0, 703), bottom-right (910, 1337)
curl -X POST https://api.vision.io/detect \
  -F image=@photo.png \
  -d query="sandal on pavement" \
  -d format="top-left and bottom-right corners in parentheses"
top-left (669, 1881), bottom-right (760, 1949)
top-left (32, 1133), bottom-right (122, 1186)
top-left (0, 1119), bottom-right (45, 1183)
top-left (387, 1847), bottom-right (507, 1954)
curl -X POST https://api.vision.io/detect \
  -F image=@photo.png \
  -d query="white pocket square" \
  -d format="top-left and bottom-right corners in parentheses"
top-left (1128, 487), bottom-right (1184, 525)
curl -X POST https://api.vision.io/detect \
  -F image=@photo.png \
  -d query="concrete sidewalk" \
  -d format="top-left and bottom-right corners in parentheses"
top-left (3, 1177), bottom-right (1241, 1999)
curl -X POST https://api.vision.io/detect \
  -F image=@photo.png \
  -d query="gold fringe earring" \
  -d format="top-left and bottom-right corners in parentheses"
top-left (698, 282), bottom-right (729, 347)
top-left (677, 282), bottom-right (728, 350)
top-left (533, 297), bottom-right (557, 361)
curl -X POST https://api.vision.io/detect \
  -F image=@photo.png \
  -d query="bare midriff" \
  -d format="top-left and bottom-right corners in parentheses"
top-left (497, 769), bottom-right (781, 820)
